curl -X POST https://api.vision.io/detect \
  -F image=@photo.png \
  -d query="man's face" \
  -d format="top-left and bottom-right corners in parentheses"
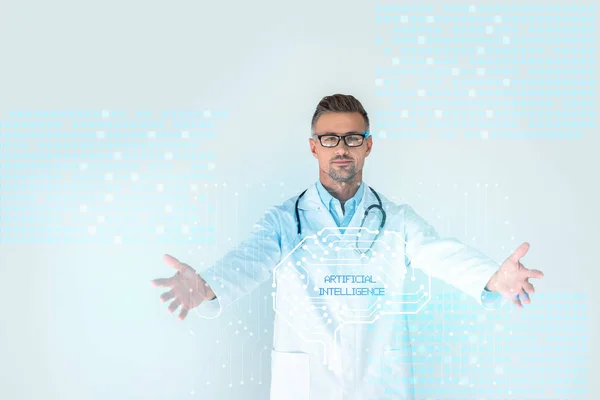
top-left (309, 112), bottom-right (372, 183)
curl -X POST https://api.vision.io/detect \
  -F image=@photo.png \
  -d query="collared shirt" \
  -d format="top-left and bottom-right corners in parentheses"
top-left (315, 180), bottom-right (365, 234)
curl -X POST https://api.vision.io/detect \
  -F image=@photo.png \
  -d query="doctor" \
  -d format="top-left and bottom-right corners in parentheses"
top-left (151, 94), bottom-right (544, 400)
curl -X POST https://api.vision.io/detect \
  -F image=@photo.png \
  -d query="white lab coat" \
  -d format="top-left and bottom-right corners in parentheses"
top-left (197, 182), bottom-right (506, 400)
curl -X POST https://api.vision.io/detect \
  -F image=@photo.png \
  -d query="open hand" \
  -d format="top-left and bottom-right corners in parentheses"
top-left (151, 254), bottom-right (215, 320)
top-left (486, 242), bottom-right (544, 309)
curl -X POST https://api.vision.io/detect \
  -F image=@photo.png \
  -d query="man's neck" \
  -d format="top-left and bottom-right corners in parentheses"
top-left (319, 173), bottom-right (362, 204)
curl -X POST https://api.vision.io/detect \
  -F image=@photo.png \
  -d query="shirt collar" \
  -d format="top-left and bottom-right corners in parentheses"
top-left (315, 180), bottom-right (365, 211)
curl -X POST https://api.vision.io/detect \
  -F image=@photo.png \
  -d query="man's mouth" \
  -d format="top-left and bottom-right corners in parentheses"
top-left (333, 159), bottom-right (352, 164)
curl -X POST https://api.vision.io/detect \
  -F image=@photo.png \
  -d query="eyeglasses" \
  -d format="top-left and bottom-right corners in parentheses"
top-left (313, 131), bottom-right (370, 148)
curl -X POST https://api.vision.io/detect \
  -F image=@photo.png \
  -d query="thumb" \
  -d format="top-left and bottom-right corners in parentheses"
top-left (509, 242), bottom-right (530, 262)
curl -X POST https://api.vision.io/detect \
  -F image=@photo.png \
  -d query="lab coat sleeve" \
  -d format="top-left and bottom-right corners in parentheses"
top-left (194, 206), bottom-right (282, 318)
top-left (401, 205), bottom-right (508, 310)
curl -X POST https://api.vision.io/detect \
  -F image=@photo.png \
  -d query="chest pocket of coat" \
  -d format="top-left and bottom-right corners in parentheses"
top-left (270, 349), bottom-right (310, 400)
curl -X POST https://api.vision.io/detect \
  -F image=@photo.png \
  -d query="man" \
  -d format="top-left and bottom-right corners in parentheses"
top-left (152, 94), bottom-right (544, 400)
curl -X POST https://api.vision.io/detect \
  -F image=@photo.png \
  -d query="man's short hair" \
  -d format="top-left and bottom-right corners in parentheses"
top-left (310, 94), bottom-right (370, 135)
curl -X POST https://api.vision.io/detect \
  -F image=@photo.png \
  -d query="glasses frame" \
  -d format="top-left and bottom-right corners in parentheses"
top-left (313, 131), bottom-right (370, 148)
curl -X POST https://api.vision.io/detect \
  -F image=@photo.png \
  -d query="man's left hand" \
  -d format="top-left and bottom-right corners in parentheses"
top-left (485, 242), bottom-right (544, 309)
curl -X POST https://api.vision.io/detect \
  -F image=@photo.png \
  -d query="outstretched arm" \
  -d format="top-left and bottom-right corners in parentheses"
top-left (152, 206), bottom-right (282, 320)
top-left (402, 204), bottom-right (523, 310)
top-left (197, 206), bottom-right (283, 317)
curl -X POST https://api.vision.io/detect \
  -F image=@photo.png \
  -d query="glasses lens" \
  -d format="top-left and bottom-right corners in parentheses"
top-left (345, 134), bottom-right (364, 146)
top-left (321, 136), bottom-right (339, 147)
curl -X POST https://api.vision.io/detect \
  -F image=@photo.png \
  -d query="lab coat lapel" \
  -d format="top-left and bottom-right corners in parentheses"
top-left (296, 183), bottom-right (340, 236)
top-left (297, 182), bottom-right (378, 239)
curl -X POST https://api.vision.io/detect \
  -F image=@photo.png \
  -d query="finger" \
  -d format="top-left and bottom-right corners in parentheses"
top-left (523, 281), bottom-right (535, 295)
top-left (160, 289), bottom-right (176, 303)
top-left (168, 298), bottom-right (181, 313)
top-left (512, 298), bottom-right (523, 309)
top-left (524, 268), bottom-right (544, 279)
top-left (509, 242), bottom-right (530, 263)
top-left (163, 254), bottom-right (185, 272)
top-left (164, 254), bottom-right (195, 277)
top-left (163, 254), bottom-right (181, 269)
top-left (178, 307), bottom-right (189, 321)
top-left (151, 277), bottom-right (174, 287)
top-left (517, 288), bottom-right (530, 304)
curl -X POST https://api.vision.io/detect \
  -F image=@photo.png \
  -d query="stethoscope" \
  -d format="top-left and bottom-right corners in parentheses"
top-left (295, 185), bottom-right (387, 254)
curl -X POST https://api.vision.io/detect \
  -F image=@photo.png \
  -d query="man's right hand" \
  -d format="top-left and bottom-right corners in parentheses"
top-left (151, 254), bottom-right (216, 321)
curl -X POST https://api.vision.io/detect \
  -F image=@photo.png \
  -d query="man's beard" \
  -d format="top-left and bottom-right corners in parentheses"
top-left (328, 162), bottom-right (358, 183)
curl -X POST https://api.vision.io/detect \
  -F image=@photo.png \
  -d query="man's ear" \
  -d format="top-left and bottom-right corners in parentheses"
top-left (364, 137), bottom-right (373, 157)
top-left (309, 137), bottom-right (319, 159)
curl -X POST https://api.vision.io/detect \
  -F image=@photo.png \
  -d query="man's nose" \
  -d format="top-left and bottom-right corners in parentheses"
top-left (334, 141), bottom-right (349, 155)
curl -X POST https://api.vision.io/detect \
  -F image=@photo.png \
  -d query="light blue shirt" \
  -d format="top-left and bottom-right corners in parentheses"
top-left (315, 180), bottom-right (365, 234)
